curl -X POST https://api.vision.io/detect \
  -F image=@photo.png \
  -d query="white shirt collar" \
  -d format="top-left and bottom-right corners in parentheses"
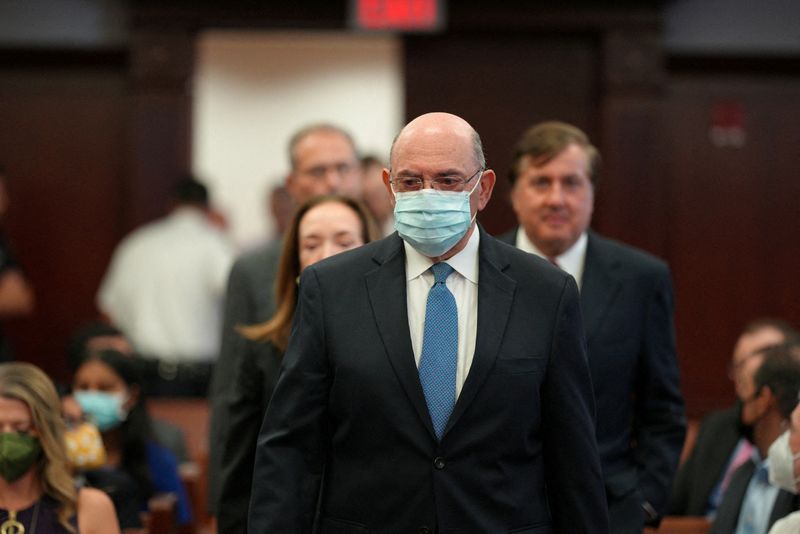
top-left (404, 226), bottom-right (480, 284)
top-left (515, 229), bottom-right (588, 287)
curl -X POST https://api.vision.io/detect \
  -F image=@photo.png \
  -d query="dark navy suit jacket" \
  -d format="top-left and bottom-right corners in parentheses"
top-left (249, 228), bottom-right (608, 533)
top-left (499, 228), bottom-right (686, 530)
top-left (208, 239), bottom-right (281, 514)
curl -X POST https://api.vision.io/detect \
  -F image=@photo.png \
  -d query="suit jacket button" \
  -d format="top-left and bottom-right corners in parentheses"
top-left (433, 456), bottom-right (445, 469)
top-left (419, 527), bottom-right (432, 534)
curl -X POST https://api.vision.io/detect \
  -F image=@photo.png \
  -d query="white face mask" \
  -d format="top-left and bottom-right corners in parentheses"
top-left (768, 430), bottom-right (800, 493)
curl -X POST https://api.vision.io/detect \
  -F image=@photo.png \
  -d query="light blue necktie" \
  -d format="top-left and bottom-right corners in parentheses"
top-left (418, 262), bottom-right (458, 440)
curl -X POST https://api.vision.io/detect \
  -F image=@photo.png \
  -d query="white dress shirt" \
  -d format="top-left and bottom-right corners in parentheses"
top-left (97, 207), bottom-right (235, 362)
top-left (404, 228), bottom-right (479, 397)
top-left (516, 229), bottom-right (588, 288)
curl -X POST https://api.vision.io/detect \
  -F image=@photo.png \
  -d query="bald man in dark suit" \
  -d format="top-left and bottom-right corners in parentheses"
top-left (249, 113), bottom-right (608, 532)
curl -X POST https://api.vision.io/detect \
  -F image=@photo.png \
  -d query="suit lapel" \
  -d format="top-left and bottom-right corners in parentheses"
top-left (769, 490), bottom-right (800, 529)
top-left (445, 229), bottom-right (515, 436)
top-left (366, 235), bottom-right (436, 439)
top-left (580, 232), bottom-right (622, 341)
top-left (714, 460), bottom-right (756, 532)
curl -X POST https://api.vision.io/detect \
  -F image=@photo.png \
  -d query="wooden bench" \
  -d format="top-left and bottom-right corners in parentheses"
top-left (644, 516), bottom-right (711, 534)
top-left (142, 493), bottom-right (178, 534)
top-left (147, 398), bottom-right (213, 533)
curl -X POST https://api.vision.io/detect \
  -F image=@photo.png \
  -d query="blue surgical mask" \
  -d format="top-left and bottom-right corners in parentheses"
top-left (393, 178), bottom-right (480, 257)
top-left (74, 391), bottom-right (129, 432)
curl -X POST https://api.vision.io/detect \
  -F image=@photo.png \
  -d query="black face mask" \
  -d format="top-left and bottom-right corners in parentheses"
top-left (736, 397), bottom-right (755, 444)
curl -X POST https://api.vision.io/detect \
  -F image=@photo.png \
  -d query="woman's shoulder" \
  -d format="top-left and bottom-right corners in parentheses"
top-left (77, 487), bottom-right (120, 533)
top-left (78, 487), bottom-right (114, 510)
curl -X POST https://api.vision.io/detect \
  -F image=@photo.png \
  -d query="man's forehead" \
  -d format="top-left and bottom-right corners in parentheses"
top-left (519, 145), bottom-right (589, 174)
top-left (392, 131), bottom-right (474, 169)
top-left (295, 131), bottom-right (356, 160)
top-left (734, 327), bottom-right (784, 361)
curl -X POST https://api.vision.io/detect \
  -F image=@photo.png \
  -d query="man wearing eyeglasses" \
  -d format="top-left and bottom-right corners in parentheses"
top-left (249, 112), bottom-right (608, 532)
top-left (498, 121), bottom-right (686, 533)
top-left (709, 342), bottom-right (800, 533)
top-left (670, 319), bottom-right (799, 519)
top-left (208, 123), bottom-right (362, 517)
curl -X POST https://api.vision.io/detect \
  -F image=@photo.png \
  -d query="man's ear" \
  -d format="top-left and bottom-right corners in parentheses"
top-left (382, 168), bottom-right (395, 208)
top-left (756, 385), bottom-right (776, 417)
top-left (285, 171), bottom-right (297, 198)
top-left (477, 170), bottom-right (496, 211)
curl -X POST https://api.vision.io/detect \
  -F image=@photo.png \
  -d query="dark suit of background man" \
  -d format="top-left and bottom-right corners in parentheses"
top-left (207, 123), bottom-right (363, 514)
top-left (499, 121), bottom-right (686, 533)
top-left (249, 112), bottom-right (608, 532)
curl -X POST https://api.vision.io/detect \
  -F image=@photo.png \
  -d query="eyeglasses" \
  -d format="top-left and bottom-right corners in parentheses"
top-left (728, 353), bottom-right (759, 381)
top-left (390, 167), bottom-right (484, 193)
top-left (298, 162), bottom-right (358, 181)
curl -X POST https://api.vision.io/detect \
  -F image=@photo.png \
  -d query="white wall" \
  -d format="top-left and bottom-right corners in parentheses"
top-left (193, 30), bottom-right (403, 248)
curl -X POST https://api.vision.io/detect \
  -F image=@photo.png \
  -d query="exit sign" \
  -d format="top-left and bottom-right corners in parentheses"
top-left (351, 0), bottom-right (445, 32)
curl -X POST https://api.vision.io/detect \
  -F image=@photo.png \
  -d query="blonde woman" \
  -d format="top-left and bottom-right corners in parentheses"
top-left (0, 362), bottom-right (118, 533)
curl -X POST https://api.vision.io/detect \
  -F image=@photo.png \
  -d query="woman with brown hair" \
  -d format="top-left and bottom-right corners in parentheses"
top-left (0, 362), bottom-right (118, 534)
top-left (213, 194), bottom-right (378, 532)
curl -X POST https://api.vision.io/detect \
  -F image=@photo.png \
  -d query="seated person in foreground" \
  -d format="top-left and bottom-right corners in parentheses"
top-left (0, 361), bottom-right (118, 534)
top-left (70, 348), bottom-right (192, 528)
top-left (66, 321), bottom-right (189, 463)
top-left (710, 342), bottom-right (800, 534)
top-left (670, 319), bottom-right (799, 518)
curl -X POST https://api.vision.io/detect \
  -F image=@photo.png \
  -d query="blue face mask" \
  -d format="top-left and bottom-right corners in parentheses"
top-left (74, 391), bottom-right (129, 432)
top-left (393, 178), bottom-right (480, 257)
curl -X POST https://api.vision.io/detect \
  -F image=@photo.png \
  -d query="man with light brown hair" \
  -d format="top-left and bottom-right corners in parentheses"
top-left (499, 121), bottom-right (686, 533)
top-left (249, 112), bottom-right (607, 532)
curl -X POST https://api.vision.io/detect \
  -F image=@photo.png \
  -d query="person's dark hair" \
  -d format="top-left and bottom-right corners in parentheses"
top-left (66, 322), bottom-right (126, 373)
top-left (742, 317), bottom-right (799, 344)
top-left (288, 124), bottom-right (359, 170)
top-left (507, 121), bottom-right (600, 187)
top-left (173, 175), bottom-right (209, 207)
top-left (754, 342), bottom-right (800, 419)
top-left (74, 349), bottom-right (155, 499)
top-left (239, 194), bottom-right (378, 350)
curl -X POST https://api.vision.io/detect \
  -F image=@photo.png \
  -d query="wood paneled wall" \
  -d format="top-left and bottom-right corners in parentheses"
top-left (404, 32), bottom-right (598, 235)
top-left (0, 63), bottom-right (128, 381)
top-left (662, 74), bottom-right (800, 414)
